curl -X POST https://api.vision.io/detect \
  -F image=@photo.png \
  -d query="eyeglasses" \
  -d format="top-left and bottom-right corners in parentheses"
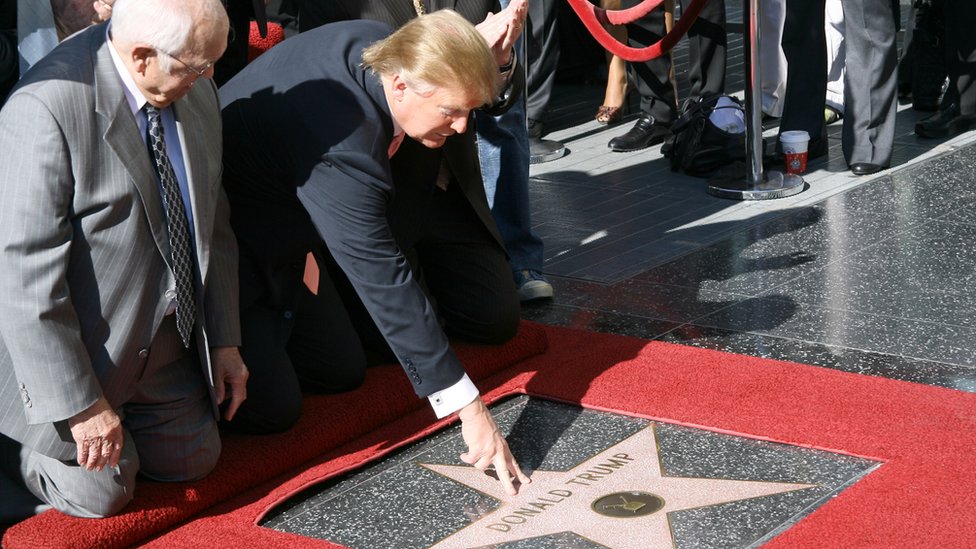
top-left (155, 47), bottom-right (214, 78)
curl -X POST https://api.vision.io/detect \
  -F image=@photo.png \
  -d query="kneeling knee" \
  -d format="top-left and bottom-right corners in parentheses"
top-left (462, 304), bottom-right (520, 345)
top-left (48, 467), bottom-right (137, 519)
top-left (227, 398), bottom-right (302, 434)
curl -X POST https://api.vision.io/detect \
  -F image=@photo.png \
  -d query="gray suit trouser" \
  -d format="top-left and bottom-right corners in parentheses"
top-left (2, 316), bottom-right (219, 519)
top-left (782, 0), bottom-right (898, 166)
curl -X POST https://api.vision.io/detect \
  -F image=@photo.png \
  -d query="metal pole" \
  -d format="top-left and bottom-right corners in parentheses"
top-left (707, 0), bottom-right (804, 200)
top-left (745, 0), bottom-right (764, 185)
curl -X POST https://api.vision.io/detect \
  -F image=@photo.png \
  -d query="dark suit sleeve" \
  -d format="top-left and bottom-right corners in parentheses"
top-left (295, 149), bottom-right (468, 397)
top-left (480, 59), bottom-right (525, 117)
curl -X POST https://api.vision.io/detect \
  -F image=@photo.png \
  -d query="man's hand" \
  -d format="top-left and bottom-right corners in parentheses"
top-left (458, 397), bottom-right (531, 495)
top-left (92, 0), bottom-right (113, 22)
top-left (212, 346), bottom-right (248, 421)
top-left (475, 0), bottom-right (528, 67)
top-left (68, 396), bottom-right (123, 472)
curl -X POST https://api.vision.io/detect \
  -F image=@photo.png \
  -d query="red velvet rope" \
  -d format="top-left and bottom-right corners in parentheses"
top-left (565, 0), bottom-right (711, 62)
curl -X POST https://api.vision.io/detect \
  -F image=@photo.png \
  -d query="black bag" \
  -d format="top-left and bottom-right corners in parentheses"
top-left (666, 93), bottom-right (746, 177)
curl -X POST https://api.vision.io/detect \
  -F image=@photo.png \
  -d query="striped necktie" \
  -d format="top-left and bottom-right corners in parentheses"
top-left (144, 104), bottom-right (196, 347)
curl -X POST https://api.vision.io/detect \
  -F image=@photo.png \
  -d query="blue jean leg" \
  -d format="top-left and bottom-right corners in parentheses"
top-left (475, 82), bottom-right (545, 273)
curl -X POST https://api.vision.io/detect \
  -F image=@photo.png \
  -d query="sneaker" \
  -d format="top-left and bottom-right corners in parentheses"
top-left (514, 270), bottom-right (553, 302)
top-left (824, 106), bottom-right (843, 125)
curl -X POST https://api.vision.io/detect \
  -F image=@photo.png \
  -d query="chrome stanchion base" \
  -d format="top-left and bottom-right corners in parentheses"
top-left (707, 169), bottom-right (805, 200)
top-left (529, 138), bottom-right (567, 164)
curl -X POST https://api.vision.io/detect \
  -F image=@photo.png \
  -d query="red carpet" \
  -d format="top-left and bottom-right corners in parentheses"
top-left (6, 323), bottom-right (976, 548)
top-left (1, 321), bottom-right (548, 549)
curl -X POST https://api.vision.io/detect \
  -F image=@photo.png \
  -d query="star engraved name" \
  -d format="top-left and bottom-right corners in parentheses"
top-left (423, 425), bottom-right (818, 549)
top-left (487, 453), bottom-right (635, 532)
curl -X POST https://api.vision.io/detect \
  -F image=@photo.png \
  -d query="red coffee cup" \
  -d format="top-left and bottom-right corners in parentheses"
top-left (780, 130), bottom-right (810, 175)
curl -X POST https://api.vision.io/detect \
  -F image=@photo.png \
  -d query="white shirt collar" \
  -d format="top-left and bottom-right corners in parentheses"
top-left (105, 23), bottom-right (149, 118)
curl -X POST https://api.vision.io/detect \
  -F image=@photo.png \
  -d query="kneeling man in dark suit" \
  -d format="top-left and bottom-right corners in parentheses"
top-left (219, 9), bottom-right (531, 494)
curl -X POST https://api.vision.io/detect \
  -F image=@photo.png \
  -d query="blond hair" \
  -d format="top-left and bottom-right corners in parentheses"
top-left (361, 10), bottom-right (499, 106)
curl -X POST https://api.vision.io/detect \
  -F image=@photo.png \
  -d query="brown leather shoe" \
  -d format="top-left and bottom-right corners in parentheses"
top-left (595, 105), bottom-right (624, 125)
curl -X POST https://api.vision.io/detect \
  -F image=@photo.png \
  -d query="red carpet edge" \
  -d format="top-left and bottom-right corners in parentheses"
top-left (8, 322), bottom-right (976, 548)
top-left (146, 324), bottom-right (976, 548)
top-left (1, 321), bottom-right (549, 549)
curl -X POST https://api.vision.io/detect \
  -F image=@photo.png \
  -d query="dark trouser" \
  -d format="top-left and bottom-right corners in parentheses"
top-left (526, 0), bottom-right (560, 122)
top-left (944, 0), bottom-right (976, 115)
top-left (622, 0), bottom-right (727, 124)
top-left (781, 0), bottom-right (897, 166)
top-left (228, 182), bottom-right (518, 435)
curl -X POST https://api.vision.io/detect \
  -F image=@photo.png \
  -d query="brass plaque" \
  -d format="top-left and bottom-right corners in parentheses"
top-left (591, 491), bottom-right (665, 518)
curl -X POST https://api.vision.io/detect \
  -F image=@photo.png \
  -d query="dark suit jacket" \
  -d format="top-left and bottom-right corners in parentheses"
top-left (220, 20), bottom-right (504, 398)
top-left (325, 0), bottom-right (514, 246)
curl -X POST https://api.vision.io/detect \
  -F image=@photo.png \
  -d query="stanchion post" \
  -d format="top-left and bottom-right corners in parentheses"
top-left (706, 0), bottom-right (805, 200)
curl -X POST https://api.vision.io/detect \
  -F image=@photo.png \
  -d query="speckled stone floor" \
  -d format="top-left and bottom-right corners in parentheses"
top-left (269, 2), bottom-right (976, 546)
top-left (264, 397), bottom-right (879, 548)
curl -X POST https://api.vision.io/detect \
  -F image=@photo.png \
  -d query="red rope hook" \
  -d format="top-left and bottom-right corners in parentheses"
top-left (564, 0), bottom-right (712, 62)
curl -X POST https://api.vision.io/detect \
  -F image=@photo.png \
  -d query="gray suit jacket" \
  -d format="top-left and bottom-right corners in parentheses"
top-left (0, 23), bottom-right (240, 460)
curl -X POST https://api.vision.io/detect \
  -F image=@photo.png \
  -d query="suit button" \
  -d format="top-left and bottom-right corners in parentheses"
top-left (138, 348), bottom-right (149, 359)
top-left (165, 289), bottom-right (177, 300)
top-left (283, 310), bottom-right (294, 320)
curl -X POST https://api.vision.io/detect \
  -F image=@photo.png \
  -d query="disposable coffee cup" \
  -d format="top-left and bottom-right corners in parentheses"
top-left (779, 130), bottom-right (810, 175)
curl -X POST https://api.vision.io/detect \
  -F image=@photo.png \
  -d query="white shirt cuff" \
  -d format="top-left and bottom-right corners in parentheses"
top-left (428, 374), bottom-right (479, 419)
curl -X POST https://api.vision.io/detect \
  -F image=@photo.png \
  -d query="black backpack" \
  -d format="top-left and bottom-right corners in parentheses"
top-left (666, 93), bottom-right (746, 177)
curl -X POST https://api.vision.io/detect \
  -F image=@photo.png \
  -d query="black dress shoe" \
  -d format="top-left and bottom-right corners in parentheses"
top-left (849, 162), bottom-right (884, 176)
top-left (608, 114), bottom-right (673, 152)
top-left (915, 103), bottom-right (976, 138)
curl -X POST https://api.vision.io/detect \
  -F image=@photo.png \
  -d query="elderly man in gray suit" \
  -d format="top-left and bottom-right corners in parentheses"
top-left (0, 0), bottom-right (248, 521)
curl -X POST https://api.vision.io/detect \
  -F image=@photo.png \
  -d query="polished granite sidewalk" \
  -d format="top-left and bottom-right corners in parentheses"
top-left (267, 106), bottom-right (976, 548)
top-left (276, 3), bottom-right (976, 546)
top-left (524, 92), bottom-right (976, 395)
top-left (265, 396), bottom-right (879, 548)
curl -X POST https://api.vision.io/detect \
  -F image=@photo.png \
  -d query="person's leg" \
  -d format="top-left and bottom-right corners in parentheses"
top-left (415, 184), bottom-right (520, 344)
top-left (14, 430), bottom-right (138, 518)
top-left (596, 0), bottom-right (629, 124)
top-left (525, 0), bottom-right (560, 134)
top-left (229, 246), bottom-right (368, 434)
top-left (225, 246), bottom-right (305, 434)
top-left (824, 0), bottom-right (845, 119)
top-left (212, 0), bottom-right (251, 86)
top-left (0, 435), bottom-right (49, 524)
top-left (6, 317), bottom-right (216, 519)
top-left (122, 317), bottom-right (219, 483)
top-left (759, 0), bottom-right (787, 118)
top-left (474, 86), bottom-right (551, 302)
top-left (286, 248), bottom-right (368, 393)
top-left (682, 0), bottom-right (726, 99)
top-left (945, 0), bottom-right (976, 116)
top-left (780, 0), bottom-right (828, 157)
top-left (610, 0), bottom-right (675, 151)
top-left (913, 0), bottom-right (976, 137)
top-left (840, 0), bottom-right (897, 170)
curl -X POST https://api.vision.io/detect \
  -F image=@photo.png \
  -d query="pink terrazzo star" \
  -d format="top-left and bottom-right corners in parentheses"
top-left (425, 425), bottom-right (816, 548)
